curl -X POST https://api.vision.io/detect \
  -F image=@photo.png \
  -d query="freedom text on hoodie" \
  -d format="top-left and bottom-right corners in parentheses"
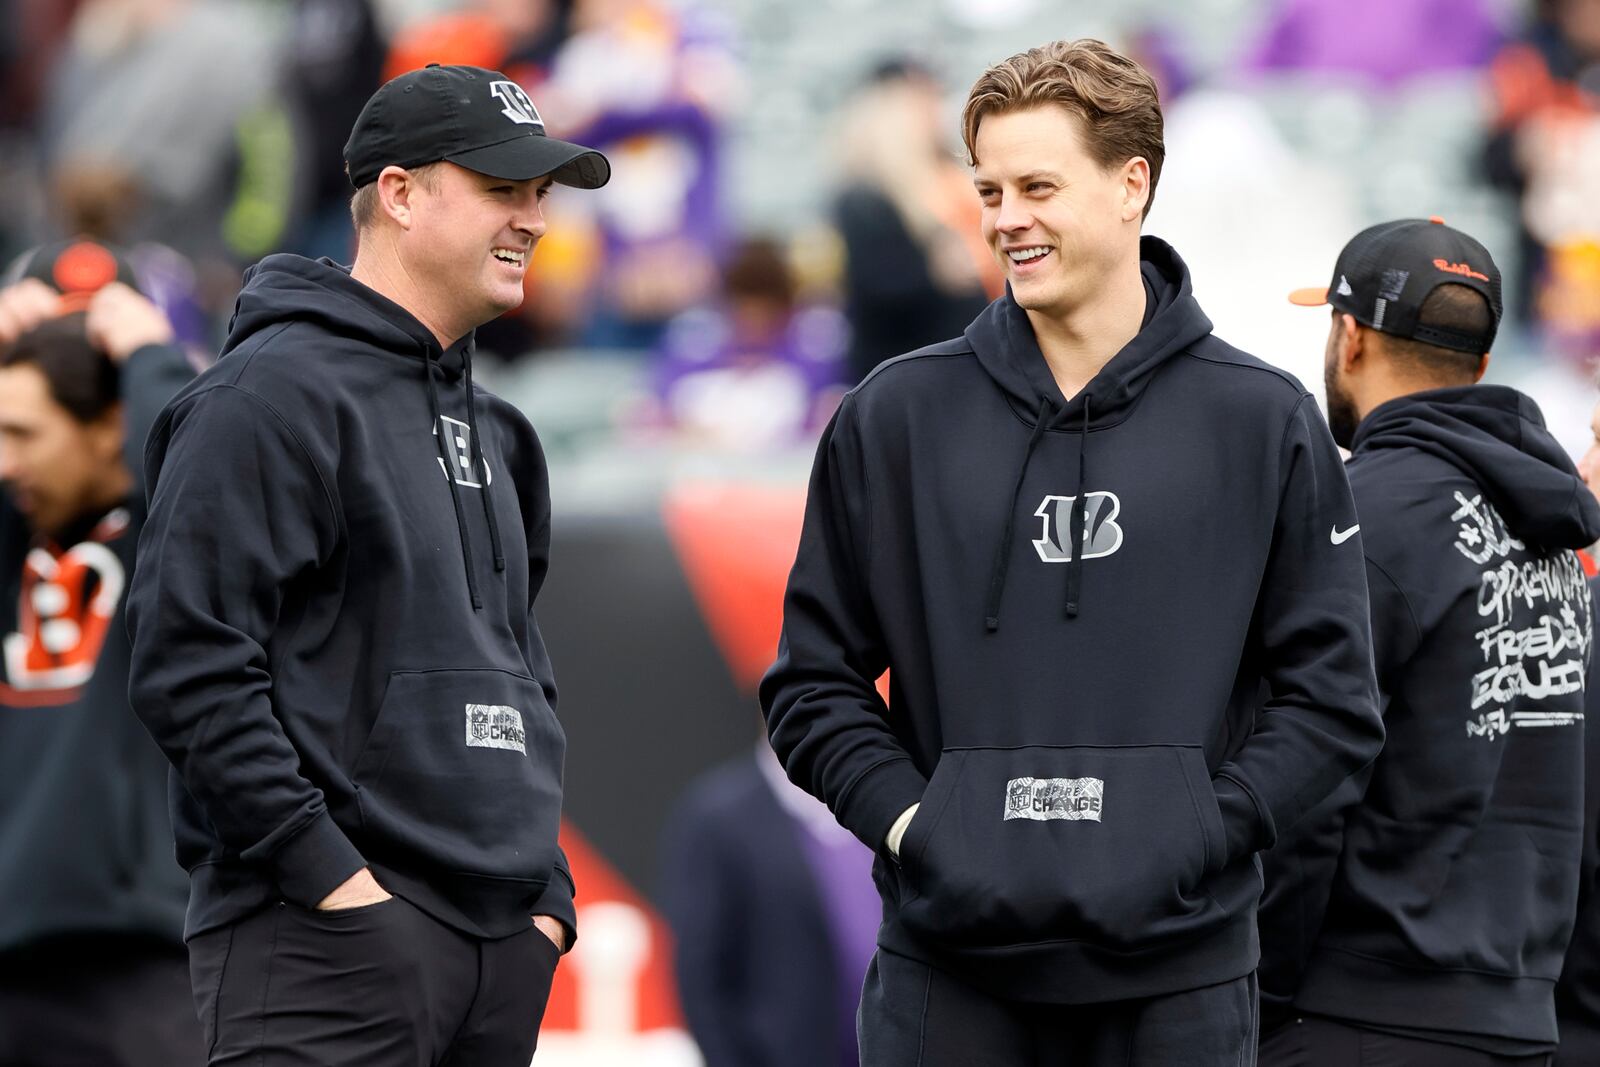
top-left (1262, 386), bottom-right (1600, 1047)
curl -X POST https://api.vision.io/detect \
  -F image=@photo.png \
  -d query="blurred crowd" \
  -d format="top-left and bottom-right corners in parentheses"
top-left (1, 0), bottom-right (1590, 458)
top-left (0, 3), bottom-right (1599, 1064)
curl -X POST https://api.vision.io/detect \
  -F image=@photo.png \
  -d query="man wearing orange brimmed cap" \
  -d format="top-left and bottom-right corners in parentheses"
top-left (127, 65), bottom-right (608, 1065)
top-left (1261, 218), bottom-right (1600, 1065)
top-left (0, 245), bottom-right (198, 1065)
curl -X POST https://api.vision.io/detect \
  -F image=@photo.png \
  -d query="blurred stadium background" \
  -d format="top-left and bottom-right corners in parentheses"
top-left (3, 0), bottom-right (1597, 1062)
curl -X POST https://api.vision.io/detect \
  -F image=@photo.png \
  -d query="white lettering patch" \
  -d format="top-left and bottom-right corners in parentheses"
top-left (466, 704), bottom-right (526, 753)
top-left (1004, 776), bottom-right (1104, 822)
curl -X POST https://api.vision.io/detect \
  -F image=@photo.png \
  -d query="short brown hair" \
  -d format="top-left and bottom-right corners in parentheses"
top-left (962, 39), bottom-right (1165, 218)
top-left (1377, 283), bottom-right (1493, 382)
top-left (0, 313), bottom-right (119, 423)
top-left (348, 162), bottom-right (445, 231)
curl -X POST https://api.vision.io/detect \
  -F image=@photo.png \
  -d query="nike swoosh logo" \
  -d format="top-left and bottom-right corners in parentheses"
top-left (1330, 524), bottom-right (1360, 545)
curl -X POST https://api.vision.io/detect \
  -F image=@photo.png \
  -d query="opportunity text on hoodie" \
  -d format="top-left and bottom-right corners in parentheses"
top-left (1262, 385), bottom-right (1600, 1048)
top-left (761, 237), bottom-right (1385, 1005)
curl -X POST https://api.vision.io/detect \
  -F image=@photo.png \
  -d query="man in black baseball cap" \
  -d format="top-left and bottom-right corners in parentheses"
top-left (1259, 218), bottom-right (1600, 1065)
top-left (1287, 216), bottom-right (1502, 448)
top-left (128, 66), bottom-right (608, 1066)
top-left (343, 63), bottom-right (610, 192)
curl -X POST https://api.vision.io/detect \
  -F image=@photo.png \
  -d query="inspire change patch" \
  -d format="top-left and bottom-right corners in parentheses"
top-left (465, 704), bottom-right (526, 753)
top-left (1004, 776), bottom-right (1104, 822)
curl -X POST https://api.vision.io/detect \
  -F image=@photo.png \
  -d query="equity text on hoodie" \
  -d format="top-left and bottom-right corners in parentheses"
top-left (761, 237), bottom-right (1385, 1005)
top-left (1260, 386), bottom-right (1600, 1052)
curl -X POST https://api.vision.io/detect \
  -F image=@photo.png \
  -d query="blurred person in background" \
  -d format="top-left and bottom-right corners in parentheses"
top-left (532, 0), bottom-right (738, 349)
top-left (4, 238), bottom-right (214, 365)
top-left (832, 58), bottom-right (994, 384)
top-left (384, 0), bottom-right (570, 86)
top-left (37, 0), bottom-right (290, 309)
top-left (281, 0), bottom-right (386, 261)
top-left (763, 39), bottom-right (1382, 1066)
top-left (126, 64), bottom-right (608, 1065)
top-left (1556, 392), bottom-right (1600, 1066)
top-left (1260, 220), bottom-right (1599, 1066)
top-left (660, 733), bottom-right (876, 1067)
top-left (1485, 0), bottom-right (1600, 359)
top-left (0, 242), bottom-right (198, 1066)
top-left (648, 235), bottom-right (847, 449)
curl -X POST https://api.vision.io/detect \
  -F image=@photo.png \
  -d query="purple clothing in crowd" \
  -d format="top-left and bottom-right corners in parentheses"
top-left (1249, 0), bottom-right (1503, 88)
top-left (654, 303), bottom-right (849, 444)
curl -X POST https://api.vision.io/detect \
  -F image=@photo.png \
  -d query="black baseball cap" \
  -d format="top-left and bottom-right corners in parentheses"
top-left (343, 64), bottom-right (610, 190)
top-left (1288, 217), bottom-right (1503, 354)
top-left (8, 238), bottom-right (142, 312)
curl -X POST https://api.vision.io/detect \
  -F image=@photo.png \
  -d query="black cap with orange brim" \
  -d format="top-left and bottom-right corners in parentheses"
top-left (1286, 216), bottom-right (1503, 354)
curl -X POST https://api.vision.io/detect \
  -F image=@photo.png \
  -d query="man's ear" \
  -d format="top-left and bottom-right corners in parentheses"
top-left (1473, 351), bottom-right (1490, 383)
top-left (1120, 156), bottom-right (1151, 223)
top-left (1336, 313), bottom-right (1364, 374)
top-left (376, 166), bottom-right (420, 230)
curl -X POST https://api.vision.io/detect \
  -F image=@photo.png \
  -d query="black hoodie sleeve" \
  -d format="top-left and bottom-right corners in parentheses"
top-left (118, 343), bottom-right (194, 499)
top-left (759, 397), bottom-right (928, 852)
top-left (517, 474), bottom-right (578, 946)
top-left (128, 384), bottom-right (364, 908)
top-left (1213, 395), bottom-right (1384, 865)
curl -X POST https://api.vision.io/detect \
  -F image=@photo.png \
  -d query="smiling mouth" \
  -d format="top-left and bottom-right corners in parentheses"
top-left (491, 248), bottom-right (526, 268)
top-left (1007, 246), bottom-right (1052, 264)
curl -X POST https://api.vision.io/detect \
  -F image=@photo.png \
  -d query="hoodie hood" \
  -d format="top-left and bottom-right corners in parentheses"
top-left (226, 254), bottom-right (503, 607)
top-left (225, 254), bottom-right (470, 380)
top-left (967, 237), bottom-right (1216, 628)
top-left (1352, 385), bottom-right (1600, 552)
top-left (964, 236), bottom-right (1214, 429)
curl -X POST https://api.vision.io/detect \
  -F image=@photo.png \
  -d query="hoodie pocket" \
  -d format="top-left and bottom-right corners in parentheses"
top-left (353, 668), bottom-right (565, 884)
top-left (898, 744), bottom-right (1224, 950)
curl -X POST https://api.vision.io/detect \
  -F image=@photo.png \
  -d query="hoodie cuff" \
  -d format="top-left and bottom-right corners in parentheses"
top-left (1213, 774), bottom-right (1267, 865)
top-left (531, 864), bottom-right (578, 953)
top-left (835, 758), bottom-right (930, 857)
top-left (270, 811), bottom-right (367, 908)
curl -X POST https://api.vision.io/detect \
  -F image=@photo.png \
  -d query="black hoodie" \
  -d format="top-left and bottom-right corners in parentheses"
top-left (760, 237), bottom-right (1384, 1003)
top-left (0, 343), bottom-right (193, 958)
top-left (1555, 575), bottom-right (1600, 1061)
top-left (127, 255), bottom-right (574, 943)
top-left (1261, 386), bottom-right (1600, 1047)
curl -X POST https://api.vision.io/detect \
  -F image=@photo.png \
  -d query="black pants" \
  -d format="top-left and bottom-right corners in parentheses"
top-left (1553, 1020), bottom-right (1600, 1066)
top-left (857, 949), bottom-right (1258, 1066)
top-left (187, 897), bottom-right (559, 1067)
top-left (1259, 1015), bottom-right (1553, 1067)
top-left (0, 933), bottom-right (204, 1067)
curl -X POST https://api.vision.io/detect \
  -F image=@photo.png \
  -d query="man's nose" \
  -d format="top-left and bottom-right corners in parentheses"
top-left (995, 192), bottom-right (1032, 233)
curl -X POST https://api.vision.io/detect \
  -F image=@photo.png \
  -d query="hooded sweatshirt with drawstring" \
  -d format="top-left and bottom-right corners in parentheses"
top-left (760, 236), bottom-right (1384, 1004)
top-left (126, 254), bottom-right (574, 943)
top-left (1260, 386), bottom-right (1600, 1051)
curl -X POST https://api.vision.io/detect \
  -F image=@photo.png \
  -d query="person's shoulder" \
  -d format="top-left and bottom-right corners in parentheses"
top-left (1346, 447), bottom-right (1475, 564)
top-left (162, 321), bottom-right (349, 437)
top-left (1176, 334), bottom-right (1310, 407)
top-left (850, 336), bottom-right (979, 403)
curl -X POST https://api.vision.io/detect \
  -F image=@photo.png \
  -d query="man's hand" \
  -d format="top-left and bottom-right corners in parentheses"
top-left (0, 279), bottom-right (61, 345)
top-left (532, 914), bottom-right (567, 953)
top-left (315, 867), bottom-right (392, 911)
top-left (84, 282), bottom-right (175, 363)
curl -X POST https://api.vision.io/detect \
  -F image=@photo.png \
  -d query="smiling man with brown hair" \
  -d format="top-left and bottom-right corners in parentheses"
top-left (761, 38), bottom-right (1384, 1067)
